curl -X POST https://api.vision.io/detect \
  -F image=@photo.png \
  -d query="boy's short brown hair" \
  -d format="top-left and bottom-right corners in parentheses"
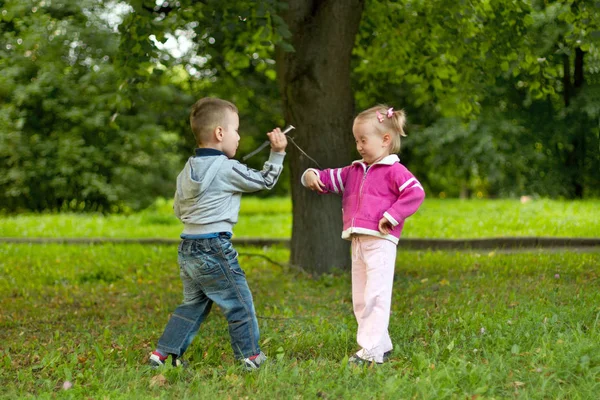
top-left (189, 97), bottom-right (238, 145)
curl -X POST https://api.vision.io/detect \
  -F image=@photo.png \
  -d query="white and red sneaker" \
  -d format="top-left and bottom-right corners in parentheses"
top-left (149, 351), bottom-right (187, 368)
top-left (242, 351), bottom-right (267, 370)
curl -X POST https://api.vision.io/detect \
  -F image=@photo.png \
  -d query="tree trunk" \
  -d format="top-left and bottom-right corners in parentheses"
top-left (571, 47), bottom-right (585, 198)
top-left (562, 54), bottom-right (571, 107)
top-left (562, 48), bottom-right (585, 198)
top-left (276, 0), bottom-right (364, 274)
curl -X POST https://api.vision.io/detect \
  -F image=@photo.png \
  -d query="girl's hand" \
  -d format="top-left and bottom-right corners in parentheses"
top-left (378, 217), bottom-right (393, 235)
top-left (267, 128), bottom-right (288, 153)
top-left (305, 171), bottom-right (326, 193)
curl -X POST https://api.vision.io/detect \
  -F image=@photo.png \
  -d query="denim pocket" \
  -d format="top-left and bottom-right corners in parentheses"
top-left (180, 255), bottom-right (220, 276)
top-left (220, 239), bottom-right (238, 262)
top-left (179, 253), bottom-right (231, 294)
top-left (219, 239), bottom-right (247, 278)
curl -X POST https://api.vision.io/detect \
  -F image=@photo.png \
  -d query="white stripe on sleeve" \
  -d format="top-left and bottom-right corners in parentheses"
top-left (399, 178), bottom-right (417, 193)
top-left (336, 169), bottom-right (344, 193)
top-left (383, 212), bottom-right (399, 227)
top-left (330, 169), bottom-right (339, 193)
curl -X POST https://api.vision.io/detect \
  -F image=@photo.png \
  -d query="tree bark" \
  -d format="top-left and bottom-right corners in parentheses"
top-left (561, 48), bottom-right (585, 198)
top-left (562, 54), bottom-right (571, 107)
top-left (276, 0), bottom-right (364, 273)
top-left (571, 47), bottom-right (585, 198)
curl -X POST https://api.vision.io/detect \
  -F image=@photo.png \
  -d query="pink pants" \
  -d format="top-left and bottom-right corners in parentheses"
top-left (351, 235), bottom-right (397, 363)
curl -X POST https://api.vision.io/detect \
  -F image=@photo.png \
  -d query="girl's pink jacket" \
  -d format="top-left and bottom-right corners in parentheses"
top-left (301, 155), bottom-right (425, 244)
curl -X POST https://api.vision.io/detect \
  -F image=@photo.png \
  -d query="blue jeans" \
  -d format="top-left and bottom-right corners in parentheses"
top-left (156, 234), bottom-right (261, 359)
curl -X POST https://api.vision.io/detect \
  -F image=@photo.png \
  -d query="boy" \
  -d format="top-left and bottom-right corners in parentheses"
top-left (149, 97), bottom-right (287, 370)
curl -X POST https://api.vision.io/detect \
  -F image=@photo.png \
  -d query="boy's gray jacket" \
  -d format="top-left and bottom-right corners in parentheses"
top-left (174, 151), bottom-right (285, 235)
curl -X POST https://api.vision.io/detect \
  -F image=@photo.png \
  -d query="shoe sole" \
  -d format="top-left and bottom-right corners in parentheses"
top-left (149, 354), bottom-right (166, 368)
top-left (348, 352), bottom-right (392, 366)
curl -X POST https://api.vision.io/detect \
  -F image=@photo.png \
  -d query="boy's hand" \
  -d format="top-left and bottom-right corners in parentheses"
top-left (378, 217), bottom-right (393, 235)
top-left (267, 128), bottom-right (288, 153)
top-left (305, 170), bottom-right (326, 193)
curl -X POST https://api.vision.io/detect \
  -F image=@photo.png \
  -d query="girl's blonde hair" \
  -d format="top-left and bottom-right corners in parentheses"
top-left (355, 104), bottom-right (407, 153)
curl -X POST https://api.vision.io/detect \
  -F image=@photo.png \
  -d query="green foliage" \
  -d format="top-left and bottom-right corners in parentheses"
top-left (410, 90), bottom-right (600, 198)
top-left (0, 0), bottom-right (186, 212)
top-left (411, 114), bottom-right (530, 198)
top-left (116, 0), bottom-right (292, 195)
top-left (2, 0), bottom-right (599, 213)
top-left (354, 0), bottom-right (532, 116)
top-left (354, 0), bottom-right (600, 199)
top-left (1, 243), bottom-right (599, 397)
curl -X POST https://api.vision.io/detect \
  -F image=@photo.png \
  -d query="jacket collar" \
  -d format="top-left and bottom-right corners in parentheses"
top-left (352, 154), bottom-right (400, 168)
top-left (195, 148), bottom-right (225, 157)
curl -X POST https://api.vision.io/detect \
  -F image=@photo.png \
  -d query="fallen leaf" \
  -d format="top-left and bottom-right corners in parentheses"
top-left (150, 374), bottom-right (167, 388)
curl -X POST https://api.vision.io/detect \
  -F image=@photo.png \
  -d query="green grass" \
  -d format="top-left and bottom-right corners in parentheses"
top-left (1, 197), bottom-right (599, 239)
top-left (1, 243), bottom-right (599, 398)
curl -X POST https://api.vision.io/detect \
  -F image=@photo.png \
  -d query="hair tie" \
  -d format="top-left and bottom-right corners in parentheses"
top-left (376, 108), bottom-right (394, 123)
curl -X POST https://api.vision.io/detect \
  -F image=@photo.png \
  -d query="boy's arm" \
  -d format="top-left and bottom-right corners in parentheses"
top-left (383, 174), bottom-right (425, 226)
top-left (223, 151), bottom-right (286, 193)
top-left (301, 167), bottom-right (349, 194)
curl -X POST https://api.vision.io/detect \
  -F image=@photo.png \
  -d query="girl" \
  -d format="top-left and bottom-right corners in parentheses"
top-left (301, 105), bottom-right (425, 365)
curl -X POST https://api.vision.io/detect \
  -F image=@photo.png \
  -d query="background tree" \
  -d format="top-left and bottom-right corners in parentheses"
top-left (116, 0), bottom-right (292, 193)
top-left (275, 0), bottom-right (364, 271)
top-left (116, 0), bottom-right (363, 271)
top-left (0, 0), bottom-right (187, 211)
top-left (354, 0), bottom-right (600, 199)
top-left (2, 0), bottom-right (599, 272)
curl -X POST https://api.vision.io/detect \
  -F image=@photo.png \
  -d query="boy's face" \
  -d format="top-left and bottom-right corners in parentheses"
top-left (220, 110), bottom-right (240, 158)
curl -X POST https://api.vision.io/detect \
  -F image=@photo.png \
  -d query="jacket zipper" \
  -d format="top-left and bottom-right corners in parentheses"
top-left (352, 164), bottom-right (369, 228)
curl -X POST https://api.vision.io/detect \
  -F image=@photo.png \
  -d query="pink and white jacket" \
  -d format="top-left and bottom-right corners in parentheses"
top-left (301, 154), bottom-right (425, 244)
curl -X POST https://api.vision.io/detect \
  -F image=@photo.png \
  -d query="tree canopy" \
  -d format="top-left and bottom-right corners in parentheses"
top-left (0, 0), bottom-right (188, 211)
top-left (2, 0), bottom-right (599, 213)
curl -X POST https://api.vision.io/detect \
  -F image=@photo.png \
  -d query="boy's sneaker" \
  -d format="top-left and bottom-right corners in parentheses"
top-left (149, 351), bottom-right (187, 368)
top-left (242, 351), bottom-right (267, 371)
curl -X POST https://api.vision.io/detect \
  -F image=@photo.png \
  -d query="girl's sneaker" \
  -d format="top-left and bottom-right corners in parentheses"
top-left (242, 351), bottom-right (267, 370)
top-left (383, 350), bottom-right (392, 362)
top-left (348, 350), bottom-right (392, 366)
top-left (348, 353), bottom-right (381, 366)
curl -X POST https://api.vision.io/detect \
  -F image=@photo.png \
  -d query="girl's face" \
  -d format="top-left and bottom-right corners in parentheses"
top-left (352, 120), bottom-right (391, 165)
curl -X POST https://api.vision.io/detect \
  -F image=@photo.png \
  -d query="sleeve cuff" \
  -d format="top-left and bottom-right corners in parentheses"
top-left (268, 151), bottom-right (286, 165)
top-left (301, 168), bottom-right (320, 187)
top-left (383, 211), bottom-right (400, 227)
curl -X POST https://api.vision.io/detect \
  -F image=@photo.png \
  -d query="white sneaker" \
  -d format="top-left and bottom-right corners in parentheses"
top-left (242, 351), bottom-right (267, 370)
top-left (149, 352), bottom-right (187, 368)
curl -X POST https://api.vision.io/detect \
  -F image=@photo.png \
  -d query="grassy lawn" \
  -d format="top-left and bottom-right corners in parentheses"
top-left (1, 197), bottom-right (599, 239)
top-left (1, 243), bottom-right (599, 398)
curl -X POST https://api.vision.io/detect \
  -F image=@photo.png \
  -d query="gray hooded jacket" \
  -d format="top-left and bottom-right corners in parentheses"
top-left (174, 149), bottom-right (285, 236)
